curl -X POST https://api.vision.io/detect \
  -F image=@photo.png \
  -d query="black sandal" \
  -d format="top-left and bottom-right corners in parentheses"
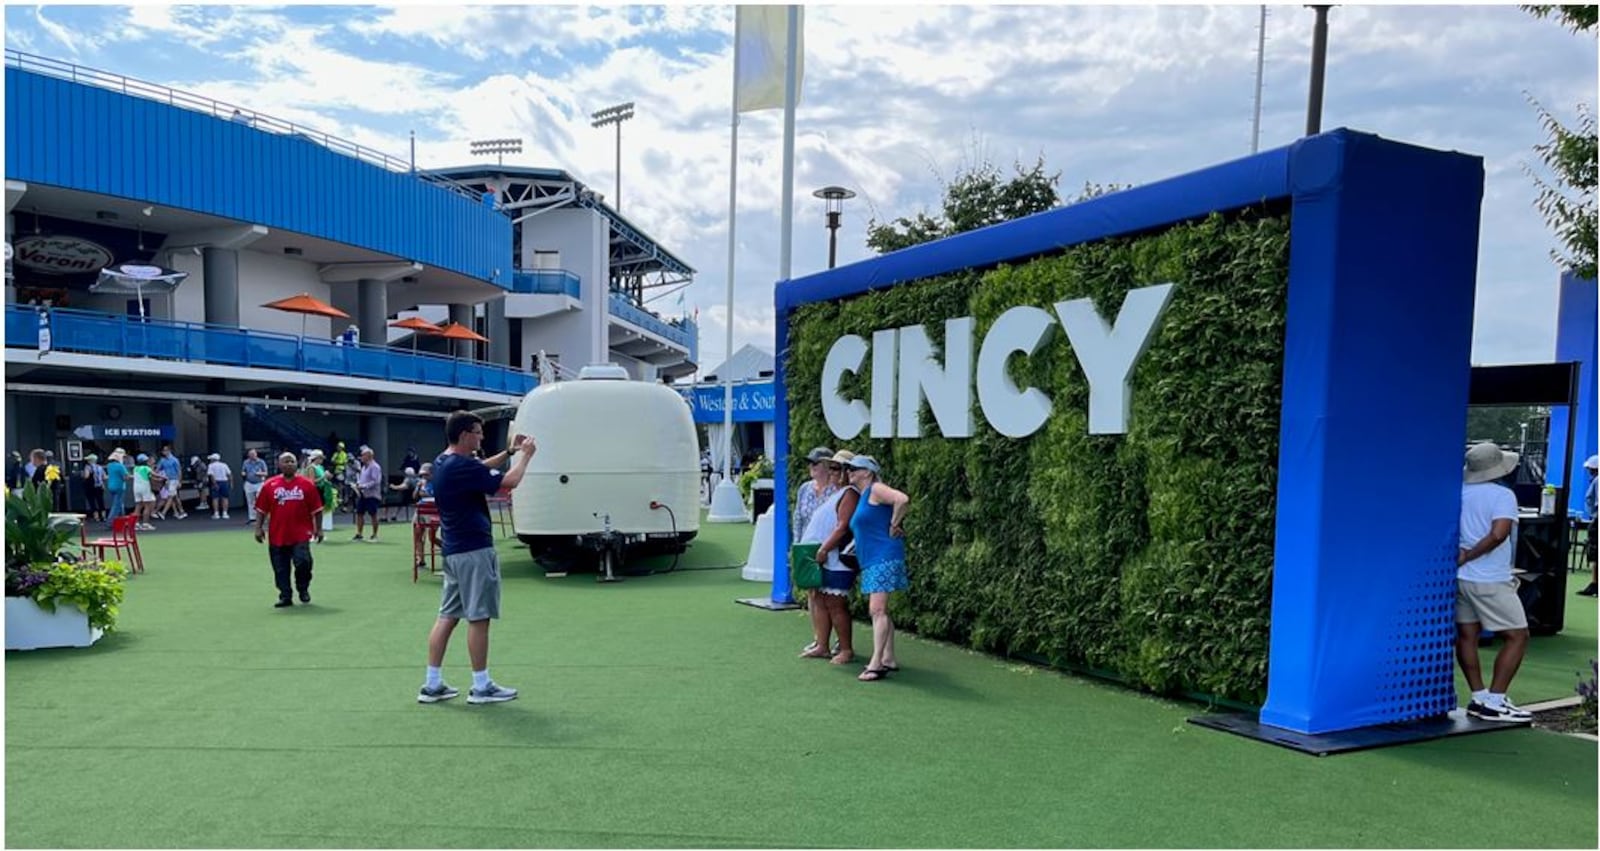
top-left (858, 667), bottom-right (889, 682)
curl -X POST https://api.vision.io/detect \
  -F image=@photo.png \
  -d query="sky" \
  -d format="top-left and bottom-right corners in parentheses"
top-left (3, 2), bottom-right (1595, 371)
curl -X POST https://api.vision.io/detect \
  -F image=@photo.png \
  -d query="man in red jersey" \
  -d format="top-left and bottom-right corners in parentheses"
top-left (254, 451), bottom-right (325, 608)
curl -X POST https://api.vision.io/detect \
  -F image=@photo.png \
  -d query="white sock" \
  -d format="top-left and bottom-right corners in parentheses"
top-left (1486, 692), bottom-right (1506, 708)
top-left (425, 666), bottom-right (442, 688)
top-left (471, 669), bottom-right (490, 690)
top-left (1472, 689), bottom-right (1490, 704)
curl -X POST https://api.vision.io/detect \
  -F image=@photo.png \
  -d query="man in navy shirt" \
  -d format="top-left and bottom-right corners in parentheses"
top-left (417, 411), bottom-right (535, 705)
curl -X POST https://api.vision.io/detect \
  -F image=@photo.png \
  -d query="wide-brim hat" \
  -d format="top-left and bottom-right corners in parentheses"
top-left (1464, 442), bottom-right (1519, 484)
top-left (1586, 454), bottom-right (1599, 472)
top-left (829, 449), bottom-right (856, 466)
top-left (846, 455), bottom-right (881, 475)
top-left (804, 446), bottom-right (834, 464)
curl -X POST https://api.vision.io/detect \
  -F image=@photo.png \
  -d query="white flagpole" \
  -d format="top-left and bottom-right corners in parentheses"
top-left (778, 4), bottom-right (799, 284)
top-left (720, 13), bottom-right (741, 489)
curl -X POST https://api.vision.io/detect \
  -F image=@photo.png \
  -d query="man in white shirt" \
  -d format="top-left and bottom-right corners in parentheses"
top-left (1455, 442), bottom-right (1531, 722)
top-left (207, 453), bottom-right (234, 520)
top-left (353, 446), bottom-right (383, 542)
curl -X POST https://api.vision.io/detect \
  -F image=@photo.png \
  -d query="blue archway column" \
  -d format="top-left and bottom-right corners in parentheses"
top-left (1545, 272), bottom-right (1597, 516)
top-left (1258, 134), bottom-right (1483, 734)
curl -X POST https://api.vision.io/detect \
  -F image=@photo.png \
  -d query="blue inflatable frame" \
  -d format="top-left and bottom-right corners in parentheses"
top-left (769, 129), bottom-right (1485, 735)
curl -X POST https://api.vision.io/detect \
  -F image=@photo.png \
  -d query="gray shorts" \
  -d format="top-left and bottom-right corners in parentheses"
top-left (1456, 579), bottom-right (1527, 632)
top-left (439, 546), bottom-right (501, 621)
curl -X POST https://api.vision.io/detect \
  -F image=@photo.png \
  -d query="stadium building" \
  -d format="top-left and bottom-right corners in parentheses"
top-left (4, 50), bottom-right (697, 495)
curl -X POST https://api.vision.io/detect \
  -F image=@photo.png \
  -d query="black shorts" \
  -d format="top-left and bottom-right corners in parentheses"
top-left (357, 496), bottom-right (381, 516)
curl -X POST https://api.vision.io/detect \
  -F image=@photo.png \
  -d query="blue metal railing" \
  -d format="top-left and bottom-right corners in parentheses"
top-left (6, 306), bottom-right (536, 396)
top-left (510, 269), bottom-right (581, 298)
top-left (607, 293), bottom-right (697, 351)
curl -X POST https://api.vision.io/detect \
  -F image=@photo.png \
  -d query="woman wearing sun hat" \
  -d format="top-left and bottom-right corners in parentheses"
top-left (794, 446), bottom-right (839, 658)
top-left (799, 449), bottom-right (862, 664)
top-left (844, 455), bottom-right (910, 682)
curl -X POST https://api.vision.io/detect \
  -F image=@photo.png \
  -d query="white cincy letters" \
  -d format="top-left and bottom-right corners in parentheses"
top-left (898, 318), bottom-right (975, 438)
top-left (821, 334), bottom-right (870, 439)
top-left (870, 329), bottom-right (898, 438)
top-left (819, 282), bottom-right (1175, 439)
top-left (976, 306), bottom-right (1057, 438)
top-left (1054, 283), bottom-right (1175, 435)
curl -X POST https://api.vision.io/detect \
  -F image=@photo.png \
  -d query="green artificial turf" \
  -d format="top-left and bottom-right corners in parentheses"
top-left (6, 516), bottom-right (1596, 848)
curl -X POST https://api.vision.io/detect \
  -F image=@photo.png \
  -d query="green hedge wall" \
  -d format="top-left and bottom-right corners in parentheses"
top-left (785, 211), bottom-right (1290, 704)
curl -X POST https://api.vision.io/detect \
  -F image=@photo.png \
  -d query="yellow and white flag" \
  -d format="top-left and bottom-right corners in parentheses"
top-left (735, 5), bottom-right (803, 113)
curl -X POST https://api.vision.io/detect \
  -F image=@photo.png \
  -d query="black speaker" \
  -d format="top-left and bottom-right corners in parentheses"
top-left (1515, 515), bottom-right (1569, 635)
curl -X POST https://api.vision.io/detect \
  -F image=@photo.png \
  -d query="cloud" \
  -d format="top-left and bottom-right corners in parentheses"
top-left (4, 3), bottom-right (1593, 369)
top-left (32, 6), bottom-right (94, 56)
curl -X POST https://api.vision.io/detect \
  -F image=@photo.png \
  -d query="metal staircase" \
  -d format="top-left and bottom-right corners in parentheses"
top-left (242, 404), bottom-right (327, 456)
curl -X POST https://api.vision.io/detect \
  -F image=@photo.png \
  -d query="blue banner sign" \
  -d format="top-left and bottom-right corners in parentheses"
top-left (680, 381), bottom-right (775, 423)
top-left (71, 424), bottom-right (176, 441)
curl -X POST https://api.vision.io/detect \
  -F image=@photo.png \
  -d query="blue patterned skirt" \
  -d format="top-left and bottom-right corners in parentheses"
top-left (859, 559), bottom-right (908, 594)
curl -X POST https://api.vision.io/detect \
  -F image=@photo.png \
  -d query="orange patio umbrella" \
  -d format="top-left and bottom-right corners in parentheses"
top-left (434, 321), bottom-right (490, 360)
top-left (262, 293), bottom-right (350, 341)
top-left (389, 316), bottom-right (442, 352)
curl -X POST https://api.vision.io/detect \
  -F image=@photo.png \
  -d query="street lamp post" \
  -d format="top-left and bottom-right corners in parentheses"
top-left (590, 102), bottom-right (635, 211)
top-left (469, 137), bottom-right (522, 166)
top-left (812, 185), bottom-right (856, 270)
top-left (1305, 5), bottom-right (1332, 136)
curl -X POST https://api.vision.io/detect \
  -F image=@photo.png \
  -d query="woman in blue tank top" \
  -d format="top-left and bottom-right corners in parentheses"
top-left (845, 455), bottom-right (910, 682)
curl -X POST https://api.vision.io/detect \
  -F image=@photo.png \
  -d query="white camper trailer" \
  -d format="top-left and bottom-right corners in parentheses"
top-left (509, 364), bottom-right (700, 580)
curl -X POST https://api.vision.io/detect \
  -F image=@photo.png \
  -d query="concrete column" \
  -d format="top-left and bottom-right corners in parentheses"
top-left (5, 393), bottom-right (20, 457)
top-left (329, 286), bottom-right (359, 341)
top-left (357, 279), bottom-right (387, 348)
top-left (207, 404), bottom-right (243, 476)
top-left (449, 303), bottom-right (474, 359)
top-left (202, 248), bottom-right (240, 326)
top-left (485, 296), bottom-right (510, 366)
top-left (361, 412), bottom-right (390, 470)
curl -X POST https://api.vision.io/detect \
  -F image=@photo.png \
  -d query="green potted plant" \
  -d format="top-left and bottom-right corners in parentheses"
top-left (5, 482), bottom-right (127, 650)
top-left (738, 455), bottom-right (774, 514)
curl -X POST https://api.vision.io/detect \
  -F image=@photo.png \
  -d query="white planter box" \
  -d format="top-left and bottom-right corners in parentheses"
top-left (5, 596), bottom-right (103, 650)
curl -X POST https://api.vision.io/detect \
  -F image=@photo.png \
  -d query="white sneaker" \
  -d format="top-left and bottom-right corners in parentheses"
top-left (467, 682), bottom-right (519, 704)
top-left (212, 514), bottom-right (220, 520)
top-left (222, 513), bottom-right (230, 519)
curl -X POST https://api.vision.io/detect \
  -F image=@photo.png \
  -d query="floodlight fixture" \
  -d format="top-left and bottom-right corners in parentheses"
top-left (590, 102), bottom-right (637, 211)
top-left (469, 137), bottom-right (523, 165)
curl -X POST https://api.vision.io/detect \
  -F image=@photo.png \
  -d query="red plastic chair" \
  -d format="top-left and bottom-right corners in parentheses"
top-left (412, 502), bottom-right (442, 582)
top-left (488, 487), bottom-right (514, 538)
top-left (83, 514), bottom-right (143, 574)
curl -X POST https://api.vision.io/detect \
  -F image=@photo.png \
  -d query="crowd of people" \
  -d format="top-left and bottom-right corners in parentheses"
top-left (7, 441), bottom-right (436, 534)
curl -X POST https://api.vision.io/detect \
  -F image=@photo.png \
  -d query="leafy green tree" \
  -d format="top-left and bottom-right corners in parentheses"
top-left (867, 156), bottom-right (1063, 254)
top-left (1523, 5), bottom-right (1597, 278)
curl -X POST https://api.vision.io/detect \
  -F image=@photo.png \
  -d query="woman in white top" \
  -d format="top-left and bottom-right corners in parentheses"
top-left (798, 450), bottom-right (862, 664)
top-left (794, 447), bottom-right (839, 658)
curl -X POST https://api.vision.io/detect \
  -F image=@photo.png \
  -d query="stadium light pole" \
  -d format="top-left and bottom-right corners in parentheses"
top-left (590, 102), bottom-right (635, 211)
top-left (469, 137), bottom-right (522, 166)
top-left (812, 185), bottom-right (856, 270)
top-left (1305, 5), bottom-right (1331, 136)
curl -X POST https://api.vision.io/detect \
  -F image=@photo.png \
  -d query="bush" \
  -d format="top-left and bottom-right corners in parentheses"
top-left (4, 482), bottom-right (128, 633)
top-left (785, 210), bottom-right (1290, 704)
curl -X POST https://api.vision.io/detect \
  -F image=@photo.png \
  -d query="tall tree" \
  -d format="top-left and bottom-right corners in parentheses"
top-left (866, 156), bottom-right (1063, 255)
top-left (1523, 5), bottom-right (1598, 279)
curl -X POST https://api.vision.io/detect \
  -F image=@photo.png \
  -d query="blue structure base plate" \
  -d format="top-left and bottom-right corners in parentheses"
top-left (735, 596), bottom-right (801, 611)
top-left (1188, 709), bottom-right (1530, 756)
